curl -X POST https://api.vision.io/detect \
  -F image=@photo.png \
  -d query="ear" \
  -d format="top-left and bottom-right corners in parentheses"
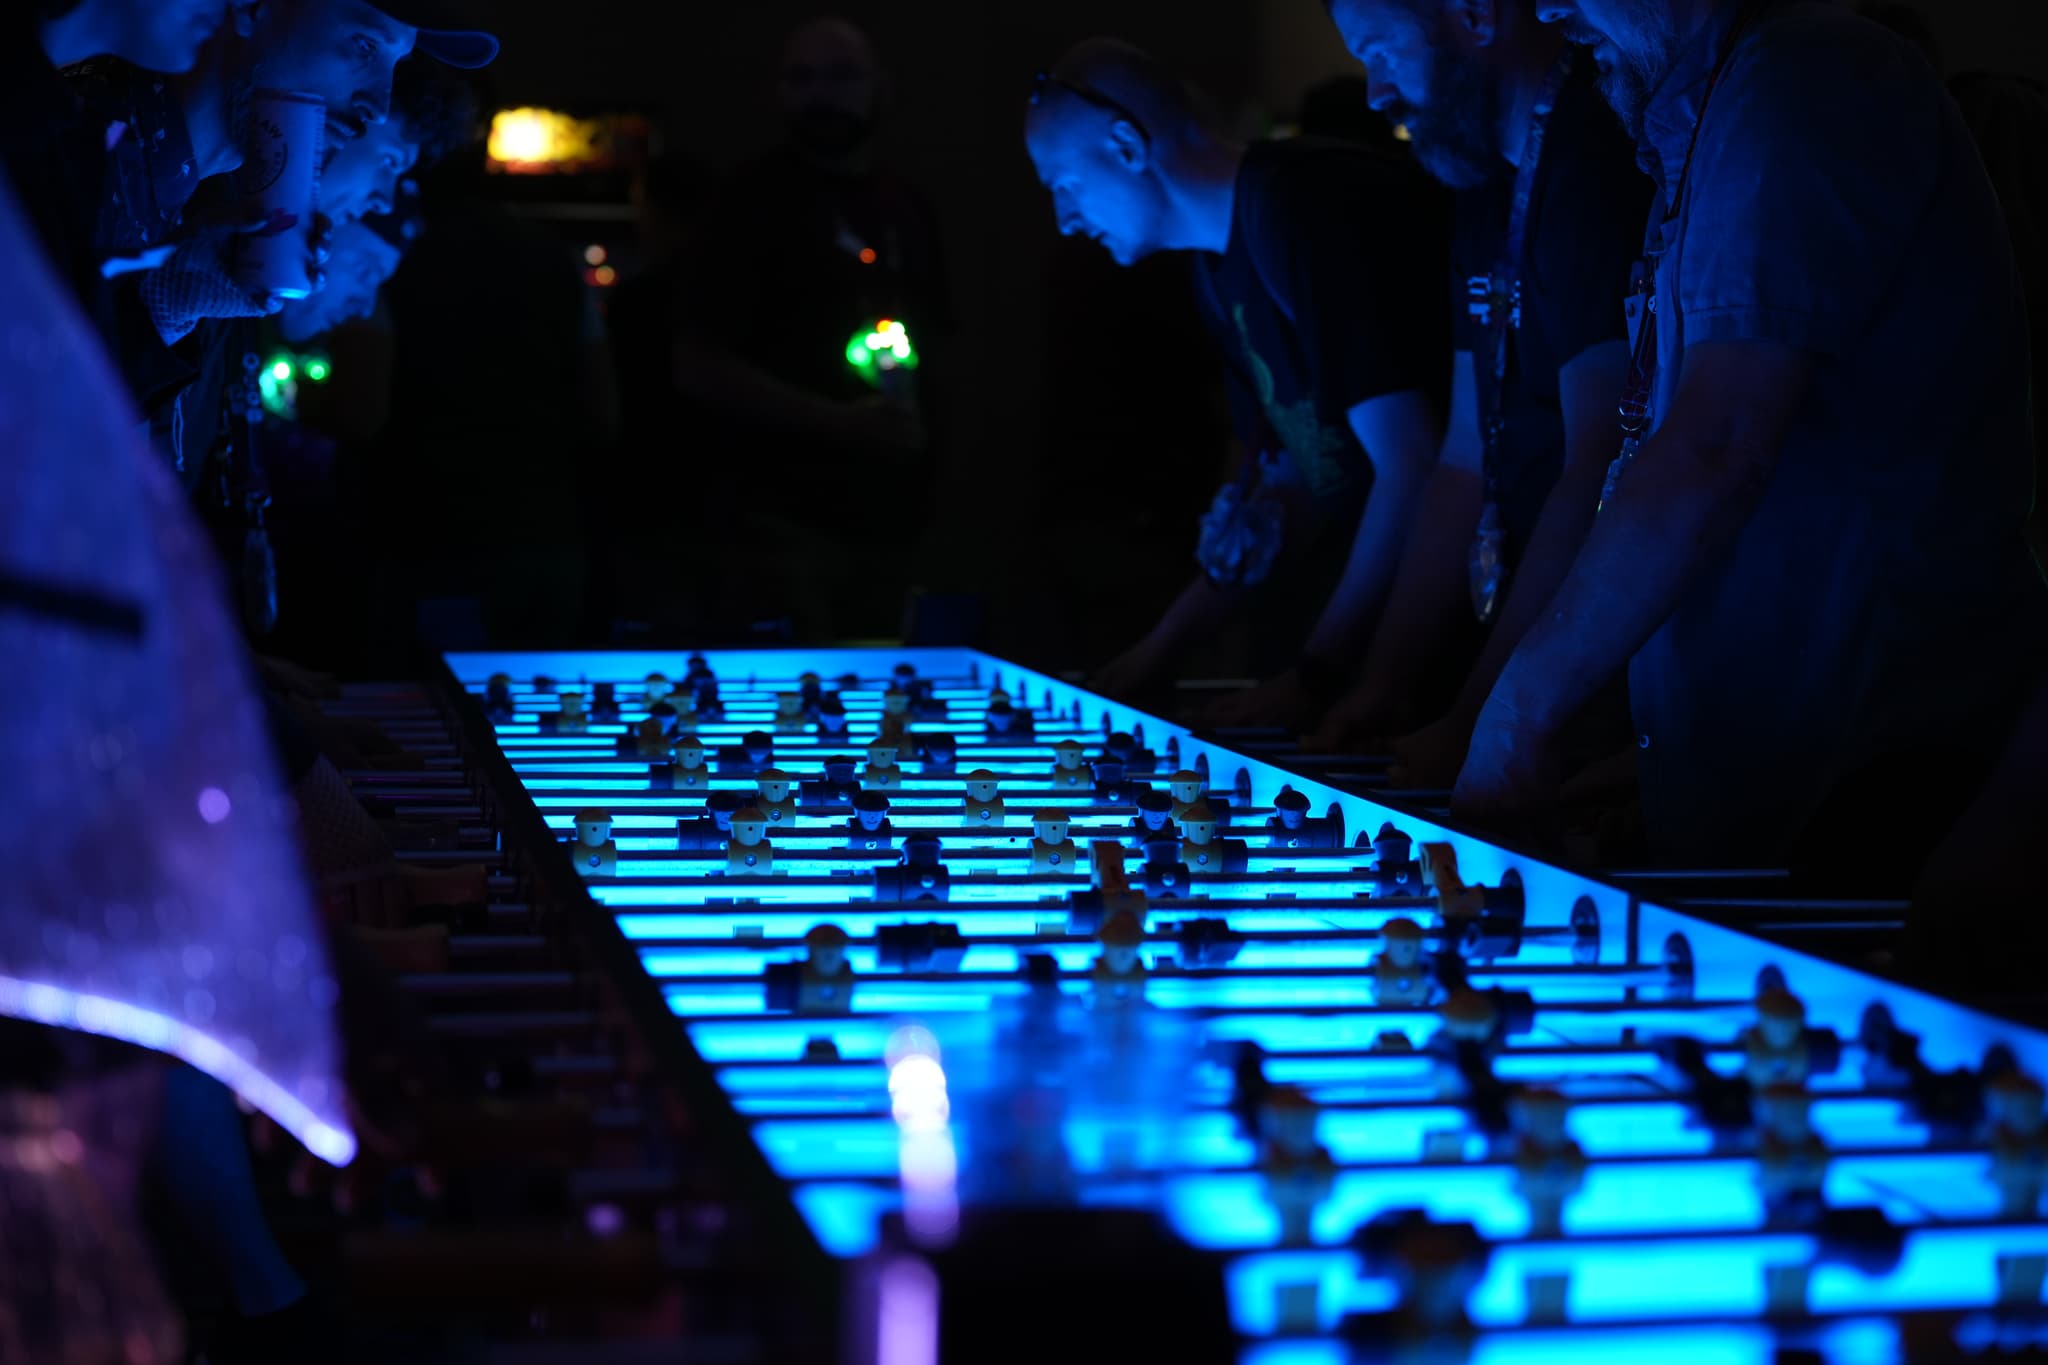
top-left (1107, 118), bottom-right (1150, 172)
top-left (1449, 0), bottom-right (1500, 47)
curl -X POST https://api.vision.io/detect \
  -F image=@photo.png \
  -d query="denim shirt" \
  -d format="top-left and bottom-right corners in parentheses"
top-left (65, 59), bottom-right (202, 259)
top-left (1625, 0), bottom-right (2046, 863)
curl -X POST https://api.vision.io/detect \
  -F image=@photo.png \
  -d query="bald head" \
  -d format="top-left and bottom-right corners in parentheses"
top-left (779, 17), bottom-right (883, 162)
top-left (1045, 37), bottom-right (1207, 140)
top-left (1025, 37), bottom-right (1228, 266)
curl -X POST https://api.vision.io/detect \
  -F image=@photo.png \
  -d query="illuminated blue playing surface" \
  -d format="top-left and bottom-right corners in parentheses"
top-left (450, 649), bottom-right (2048, 1361)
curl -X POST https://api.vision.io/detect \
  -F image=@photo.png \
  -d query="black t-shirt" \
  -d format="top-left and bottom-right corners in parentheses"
top-left (1451, 63), bottom-right (1651, 557)
top-left (674, 148), bottom-right (950, 533)
top-left (1192, 137), bottom-right (1453, 529)
top-left (680, 148), bottom-right (950, 406)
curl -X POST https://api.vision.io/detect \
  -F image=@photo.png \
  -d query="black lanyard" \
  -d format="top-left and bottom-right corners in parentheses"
top-left (1600, 0), bottom-right (1770, 512)
top-left (1476, 48), bottom-right (1577, 495)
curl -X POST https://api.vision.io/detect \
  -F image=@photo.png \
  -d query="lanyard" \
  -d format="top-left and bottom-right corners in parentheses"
top-left (1600, 0), bottom-right (1769, 512)
top-left (1476, 48), bottom-right (1578, 494)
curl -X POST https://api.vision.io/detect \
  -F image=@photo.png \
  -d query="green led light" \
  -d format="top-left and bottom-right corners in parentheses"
top-left (843, 319), bottom-right (918, 391)
top-left (270, 360), bottom-right (293, 382)
top-left (304, 359), bottom-right (331, 382)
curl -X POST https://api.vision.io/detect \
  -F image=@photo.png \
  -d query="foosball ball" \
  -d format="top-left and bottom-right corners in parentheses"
top-left (436, 648), bottom-right (2048, 1364)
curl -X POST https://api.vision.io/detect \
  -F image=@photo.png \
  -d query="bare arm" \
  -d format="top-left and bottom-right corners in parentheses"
top-left (1456, 339), bottom-right (1815, 815)
top-left (1298, 389), bottom-right (1445, 662)
top-left (1344, 356), bottom-right (1482, 694)
top-left (670, 330), bottom-right (923, 464)
top-left (1443, 339), bottom-right (1632, 724)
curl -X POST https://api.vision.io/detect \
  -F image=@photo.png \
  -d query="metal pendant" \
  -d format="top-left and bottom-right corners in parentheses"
top-left (1468, 500), bottom-right (1508, 625)
top-left (1597, 434), bottom-right (1642, 515)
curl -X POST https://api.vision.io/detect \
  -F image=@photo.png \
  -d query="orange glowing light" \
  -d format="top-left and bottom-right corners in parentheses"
top-left (876, 318), bottom-right (893, 331)
top-left (859, 247), bottom-right (878, 265)
top-left (487, 107), bottom-right (607, 173)
top-left (593, 265), bottom-right (618, 287)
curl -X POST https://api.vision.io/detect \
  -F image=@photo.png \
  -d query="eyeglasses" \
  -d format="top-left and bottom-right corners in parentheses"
top-left (1029, 69), bottom-right (1147, 134)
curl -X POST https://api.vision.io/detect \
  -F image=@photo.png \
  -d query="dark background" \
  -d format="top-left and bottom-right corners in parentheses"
top-left (467, 0), bottom-right (2048, 667)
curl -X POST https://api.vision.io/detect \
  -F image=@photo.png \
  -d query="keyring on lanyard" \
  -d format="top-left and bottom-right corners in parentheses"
top-left (1469, 48), bottom-right (1579, 624)
top-left (1598, 0), bottom-right (1771, 513)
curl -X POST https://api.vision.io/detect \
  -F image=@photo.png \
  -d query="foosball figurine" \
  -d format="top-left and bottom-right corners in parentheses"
top-left (1091, 911), bottom-right (1147, 1009)
top-left (805, 755), bottom-right (862, 808)
top-left (961, 769), bottom-right (1005, 827)
top-left (1372, 918), bottom-right (1436, 1007)
top-left (774, 693), bottom-right (806, 733)
top-left (872, 832), bottom-right (950, 903)
top-left (1140, 833), bottom-right (1191, 897)
top-left (985, 698), bottom-right (1035, 742)
top-left (1346, 1212), bottom-right (1489, 1365)
top-left (754, 769), bottom-right (797, 827)
top-left (683, 653), bottom-right (714, 688)
top-left (1743, 987), bottom-right (1814, 1088)
top-left (1166, 769), bottom-right (1208, 822)
top-left (798, 925), bottom-right (855, 1015)
top-left (1419, 841), bottom-right (1526, 958)
top-left (798, 671), bottom-right (824, 715)
top-left (1049, 739), bottom-right (1089, 791)
top-left (918, 732), bottom-right (958, 773)
top-left (1755, 1084), bottom-right (1829, 1228)
top-left (1103, 730), bottom-right (1157, 776)
top-left (533, 674), bottom-right (557, 695)
top-left (551, 689), bottom-right (588, 735)
top-left (1030, 809), bottom-right (1077, 874)
top-left (643, 672), bottom-right (671, 707)
top-left (1087, 755), bottom-right (1129, 805)
top-left (1180, 803), bottom-right (1248, 874)
top-left (570, 808), bottom-right (616, 878)
top-left (668, 736), bottom-right (710, 792)
top-left (484, 673), bottom-right (515, 722)
top-left (847, 792), bottom-right (895, 850)
top-left (725, 807), bottom-right (775, 875)
top-left (677, 791), bottom-right (743, 850)
top-left (1261, 1085), bottom-right (1336, 1247)
top-left (1372, 823), bottom-right (1422, 893)
top-left (627, 715), bottom-right (668, 759)
top-left (719, 730), bottom-right (775, 777)
top-left (591, 680), bottom-right (621, 721)
top-left (690, 676), bottom-right (724, 720)
top-left (1988, 1070), bottom-right (2046, 1219)
top-left (816, 694), bottom-right (849, 739)
top-left (1129, 789), bottom-right (1181, 848)
top-left (861, 740), bottom-right (903, 791)
top-left (1267, 787), bottom-right (1344, 850)
top-left (879, 687), bottom-right (912, 743)
top-left (904, 676), bottom-right (944, 719)
top-left (1509, 1088), bottom-right (1584, 1238)
top-left (1431, 988), bottom-right (1505, 1104)
top-left (1068, 840), bottom-right (1149, 935)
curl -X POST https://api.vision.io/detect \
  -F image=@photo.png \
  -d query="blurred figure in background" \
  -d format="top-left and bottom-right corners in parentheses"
top-left (362, 80), bottom-right (618, 666)
top-left (673, 17), bottom-right (951, 641)
top-left (604, 152), bottom-right (715, 640)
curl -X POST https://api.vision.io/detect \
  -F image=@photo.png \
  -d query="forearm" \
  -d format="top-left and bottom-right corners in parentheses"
top-left (1303, 391), bottom-right (1445, 661)
top-left (1145, 573), bottom-right (1243, 660)
top-left (673, 334), bottom-right (852, 443)
top-left (1338, 462), bottom-right (1481, 702)
top-left (1489, 431), bottom-right (1773, 731)
top-left (1301, 470), bottom-right (1423, 661)
top-left (1447, 451), bottom-right (1608, 721)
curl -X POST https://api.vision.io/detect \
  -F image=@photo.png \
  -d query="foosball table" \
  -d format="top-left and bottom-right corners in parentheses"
top-left (427, 647), bottom-right (2048, 1364)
